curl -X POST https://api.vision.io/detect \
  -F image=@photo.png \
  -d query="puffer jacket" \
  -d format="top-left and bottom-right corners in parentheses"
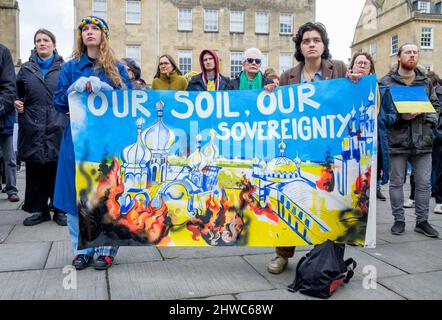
top-left (379, 65), bottom-right (440, 154)
top-left (16, 49), bottom-right (66, 162)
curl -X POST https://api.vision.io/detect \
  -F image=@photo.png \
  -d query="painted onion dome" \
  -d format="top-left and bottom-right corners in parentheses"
top-left (142, 100), bottom-right (175, 153)
top-left (188, 134), bottom-right (208, 171)
top-left (267, 141), bottom-right (297, 173)
top-left (202, 129), bottom-right (219, 164)
top-left (121, 117), bottom-right (152, 165)
top-left (368, 87), bottom-right (375, 102)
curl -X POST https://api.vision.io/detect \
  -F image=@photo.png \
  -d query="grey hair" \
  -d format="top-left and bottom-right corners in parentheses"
top-left (243, 47), bottom-right (262, 61)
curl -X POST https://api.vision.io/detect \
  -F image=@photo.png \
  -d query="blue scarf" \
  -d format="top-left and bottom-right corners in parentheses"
top-left (37, 54), bottom-right (55, 77)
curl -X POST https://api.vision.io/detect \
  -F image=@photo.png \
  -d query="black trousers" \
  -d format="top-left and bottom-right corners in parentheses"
top-left (433, 144), bottom-right (442, 204)
top-left (23, 161), bottom-right (58, 213)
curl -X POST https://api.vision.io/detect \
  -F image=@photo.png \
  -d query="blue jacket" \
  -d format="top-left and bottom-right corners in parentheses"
top-left (53, 54), bottom-right (132, 215)
top-left (378, 85), bottom-right (400, 185)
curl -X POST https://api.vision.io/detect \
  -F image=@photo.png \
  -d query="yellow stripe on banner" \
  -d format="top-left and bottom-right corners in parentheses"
top-left (394, 101), bottom-right (436, 113)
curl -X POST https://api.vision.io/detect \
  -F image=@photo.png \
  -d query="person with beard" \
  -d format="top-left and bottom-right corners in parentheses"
top-left (186, 50), bottom-right (232, 91)
top-left (380, 43), bottom-right (440, 238)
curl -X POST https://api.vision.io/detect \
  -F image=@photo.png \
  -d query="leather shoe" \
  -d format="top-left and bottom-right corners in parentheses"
top-left (72, 254), bottom-right (93, 270)
top-left (23, 212), bottom-right (51, 226)
top-left (53, 211), bottom-right (67, 226)
top-left (8, 194), bottom-right (20, 202)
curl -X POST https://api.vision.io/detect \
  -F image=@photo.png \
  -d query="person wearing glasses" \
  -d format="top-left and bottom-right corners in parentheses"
top-left (230, 48), bottom-right (274, 90)
top-left (151, 54), bottom-right (187, 91)
top-left (348, 52), bottom-right (389, 202)
top-left (267, 22), bottom-right (348, 275)
top-left (187, 49), bottom-right (232, 91)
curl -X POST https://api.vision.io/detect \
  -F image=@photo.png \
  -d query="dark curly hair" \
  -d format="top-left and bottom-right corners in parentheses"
top-left (293, 22), bottom-right (330, 62)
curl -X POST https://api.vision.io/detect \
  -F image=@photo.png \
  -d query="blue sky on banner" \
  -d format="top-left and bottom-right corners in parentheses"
top-left (70, 76), bottom-right (377, 164)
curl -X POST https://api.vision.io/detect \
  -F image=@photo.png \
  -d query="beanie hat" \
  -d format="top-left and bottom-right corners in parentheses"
top-left (122, 58), bottom-right (141, 80)
top-left (78, 16), bottom-right (110, 39)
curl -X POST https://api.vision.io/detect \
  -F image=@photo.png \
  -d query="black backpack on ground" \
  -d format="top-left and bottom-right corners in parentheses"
top-left (287, 240), bottom-right (357, 299)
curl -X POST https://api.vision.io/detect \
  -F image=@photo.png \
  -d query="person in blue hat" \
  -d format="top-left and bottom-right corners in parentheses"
top-left (53, 16), bottom-right (132, 271)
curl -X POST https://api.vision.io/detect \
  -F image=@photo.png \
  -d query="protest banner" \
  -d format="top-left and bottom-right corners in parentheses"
top-left (69, 75), bottom-right (377, 249)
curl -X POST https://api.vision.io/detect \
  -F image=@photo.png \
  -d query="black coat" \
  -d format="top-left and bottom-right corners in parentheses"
top-left (187, 73), bottom-right (233, 91)
top-left (16, 50), bottom-right (67, 163)
top-left (230, 71), bottom-right (275, 90)
top-left (0, 43), bottom-right (17, 134)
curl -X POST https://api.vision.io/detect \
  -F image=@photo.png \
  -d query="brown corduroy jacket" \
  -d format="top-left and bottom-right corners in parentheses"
top-left (279, 59), bottom-right (348, 86)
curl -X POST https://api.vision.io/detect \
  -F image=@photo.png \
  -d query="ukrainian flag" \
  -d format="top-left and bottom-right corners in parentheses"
top-left (390, 86), bottom-right (436, 113)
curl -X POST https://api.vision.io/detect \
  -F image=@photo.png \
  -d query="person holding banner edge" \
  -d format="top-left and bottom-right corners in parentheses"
top-left (53, 16), bottom-right (132, 270)
top-left (380, 43), bottom-right (439, 238)
top-left (267, 22), bottom-right (348, 275)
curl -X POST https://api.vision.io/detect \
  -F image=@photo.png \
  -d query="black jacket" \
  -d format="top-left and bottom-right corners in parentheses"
top-left (380, 65), bottom-right (440, 154)
top-left (187, 73), bottom-right (233, 91)
top-left (16, 50), bottom-right (67, 163)
top-left (0, 43), bottom-right (17, 134)
top-left (230, 71), bottom-right (274, 90)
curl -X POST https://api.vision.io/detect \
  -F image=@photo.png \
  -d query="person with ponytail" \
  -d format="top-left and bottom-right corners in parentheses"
top-left (53, 16), bottom-right (132, 271)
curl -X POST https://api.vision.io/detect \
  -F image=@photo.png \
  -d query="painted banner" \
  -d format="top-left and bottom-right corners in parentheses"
top-left (70, 75), bottom-right (377, 249)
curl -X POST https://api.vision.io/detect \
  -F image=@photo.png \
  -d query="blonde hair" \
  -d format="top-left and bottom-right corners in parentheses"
top-left (72, 32), bottom-right (126, 89)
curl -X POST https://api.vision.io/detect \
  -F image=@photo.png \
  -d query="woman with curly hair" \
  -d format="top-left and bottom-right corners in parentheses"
top-left (53, 16), bottom-right (132, 271)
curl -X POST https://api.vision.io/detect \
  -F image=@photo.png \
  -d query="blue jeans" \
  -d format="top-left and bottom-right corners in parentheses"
top-left (0, 135), bottom-right (18, 195)
top-left (67, 213), bottom-right (119, 257)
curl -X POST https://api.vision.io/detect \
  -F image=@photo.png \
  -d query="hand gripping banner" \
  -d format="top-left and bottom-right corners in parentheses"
top-left (70, 75), bottom-right (377, 249)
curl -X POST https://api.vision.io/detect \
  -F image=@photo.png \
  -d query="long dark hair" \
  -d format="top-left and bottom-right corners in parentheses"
top-left (293, 22), bottom-right (330, 62)
top-left (349, 52), bottom-right (376, 75)
top-left (154, 54), bottom-right (182, 78)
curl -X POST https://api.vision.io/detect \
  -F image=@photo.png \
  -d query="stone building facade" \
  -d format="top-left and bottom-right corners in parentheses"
top-left (352, 0), bottom-right (442, 77)
top-left (0, 0), bottom-right (20, 66)
top-left (74, 0), bottom-right (316, 84)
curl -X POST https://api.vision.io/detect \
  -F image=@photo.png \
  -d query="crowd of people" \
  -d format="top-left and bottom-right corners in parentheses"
top-left (0, 16), bottom-right (440, 273)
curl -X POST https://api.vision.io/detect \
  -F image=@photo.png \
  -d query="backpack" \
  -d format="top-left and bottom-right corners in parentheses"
top-left (287, 240), bottom-right (357, 299)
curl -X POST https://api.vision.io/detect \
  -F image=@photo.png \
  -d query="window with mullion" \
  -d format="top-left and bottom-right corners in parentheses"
top-left (255, 12), bottom-right (269, 34)
top-left (178, 8), bottom-right (192, 31)
top-left (280, 13), bottom-right (293, 34)
top-left (230, 11), bottom-right (244, 33)
top-left (179, 50), bottom-right (192, 75)
top-left (230, 52), bottom-right (243, 78)
top-left (421, 27), bottom-right (433, 49)
top-left (126, 0), bottom-right (141, 24)
top-left (204, 9), bottom-right (219, 32)
top-left (93, 0), bottom-right (108, 21)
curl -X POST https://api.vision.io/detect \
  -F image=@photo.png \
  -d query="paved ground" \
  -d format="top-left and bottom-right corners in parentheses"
top-left (0, 169), bottom-right (441, 300)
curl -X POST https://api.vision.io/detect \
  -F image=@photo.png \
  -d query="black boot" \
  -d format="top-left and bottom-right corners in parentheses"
top-left (53, 210), bottom-right (67, 226)
top-left (23, 212), bottom-right (51, 226)
top-left (377, 187), bottom-right (386, 201)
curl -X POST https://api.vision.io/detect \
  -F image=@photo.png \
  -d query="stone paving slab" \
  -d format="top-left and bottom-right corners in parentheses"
top-left (4, 223), bottom-right (69, 244)
top-left (0, 242), bottom-right (51, 272)
top-left (0, 211), bottom-right (28, 225)
top-left (376, 223), bottom-right (442, 243)
top-left (114, 246), bottom-right (163, 265)
top-left (108, 256), bottom-right (274, 300)
top-left (377, 271), bottom-right (442, 300)
top-left (158, 247), bottom-right (286, 260)
top-left (242, 254), bottom-right (302, 289)
top-left (0, 198), bottom-right (24, 211)
top-left (0, 225), bottom-right (13, 243)
top-left (0, 268), bottom-right (108, 300)
top-left (235, 281), bottom-right (405, 300)
top-left (345, 246), bottom-right (408, 279)
top-left (45, 242), bottom-right (164, 269)
top-left (196, 295), bottom-right (236, 300)
top-left (362, 240), bottom-right (442, 274)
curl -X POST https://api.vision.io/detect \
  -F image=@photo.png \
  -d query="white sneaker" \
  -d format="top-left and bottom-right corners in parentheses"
top-left (403, 199), bottom-right (415, 208)
top-left (434, 204), bottom-right (442, 214)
